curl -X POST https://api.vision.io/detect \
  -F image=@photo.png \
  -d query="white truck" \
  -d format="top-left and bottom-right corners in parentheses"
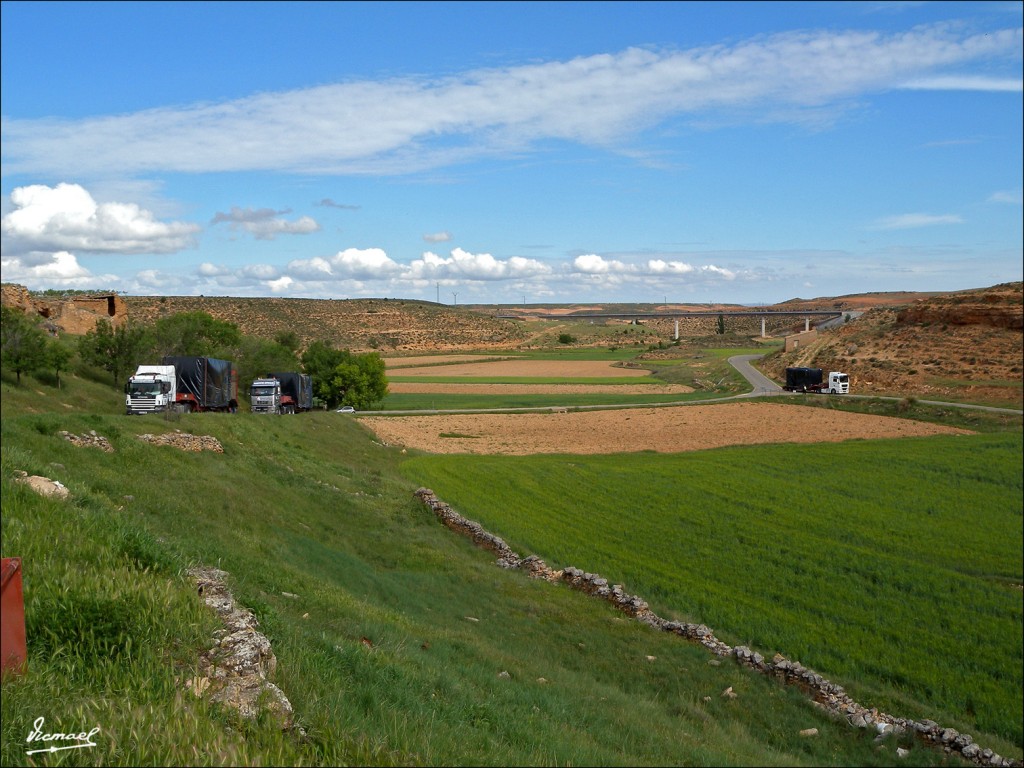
top-left (783, 367), bottom-right (850, 394)
top-left (250, 372), bottom-right (313, 414)
top-left (125, 356), bottom-right (238, 414)
top-left (125, 365), bottom-right (177, 414)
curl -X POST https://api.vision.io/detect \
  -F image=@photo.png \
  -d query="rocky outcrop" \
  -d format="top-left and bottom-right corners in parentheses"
top-left (1, 283), bottom-right (127, 335)
top-left (185, 567), bottom-right (299, 732)
top-left (12, 470), bottom-right (69, 500)
top-left (414, 487), bottom-right (1022, 768)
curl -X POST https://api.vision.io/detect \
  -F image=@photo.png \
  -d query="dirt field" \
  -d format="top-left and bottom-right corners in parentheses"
top-left (389, 359), bottom-right (653, 378)
top-left (384, 354), bottom-right (513, 368)
top-left (387, 382), bottom-right (695, 395)
top-left (359, 402), bottom-right (973, 455)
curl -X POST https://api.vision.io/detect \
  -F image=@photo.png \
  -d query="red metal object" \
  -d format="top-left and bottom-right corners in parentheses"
top-left (1, 557), bottom-right (27, 675)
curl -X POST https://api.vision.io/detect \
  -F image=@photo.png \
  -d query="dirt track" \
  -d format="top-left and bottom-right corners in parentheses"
top-left (359, 402), bottom-right (973, 455)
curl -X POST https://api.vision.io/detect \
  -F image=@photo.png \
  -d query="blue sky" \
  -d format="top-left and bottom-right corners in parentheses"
top-left (1, 1), bottom-right (1021, 305)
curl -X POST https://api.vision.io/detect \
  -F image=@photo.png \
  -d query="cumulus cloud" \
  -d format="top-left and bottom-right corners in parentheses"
top-left (573, 253), bottom-right (738, 282)
top-left (407, 248), bottom-right (551, 281)
top-left (423, 231), bottom-right (453, 243)
top-left (573, 254), bottom-right (634, 274)
top-left (287, 247), bottom-right (402, 280)
top-left (3, 25), bottom-right (1020, 177)
top-left (210, 206), bottom-right (320, 240)
top-left (0, 250), bottom-right (120, 290)
top-left (1, 183), bottom-right (199, 255)
top-left (872, 213), bottom-right (965, 229)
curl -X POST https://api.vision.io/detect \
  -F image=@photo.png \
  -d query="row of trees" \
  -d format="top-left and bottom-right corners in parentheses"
top-left (1, 308), bottom-right (388, 410)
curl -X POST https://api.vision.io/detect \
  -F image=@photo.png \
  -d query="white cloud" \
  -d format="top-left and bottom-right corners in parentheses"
top-left (647, 259), bottom-right (696, 275)
top-left (0, 183), bottom-right (199, 255)
top-left (210, 206), bottom-right (320, 240)
top-left (0, 250), bottom-right (119, 289)
top-left (900, 76), bottom-right (1022, 92)
top-left (287, 247), bottom-right (402, 280)
top-left (988, 190), bottom-right (1024, 205)
top-left (3, 25), bottom-right (1019, 177)
top-left (267, 276), bottom-right (294, 293)
top-left (197, 262), bottom-right (232, 277)
top-left (573, 254), bottom-right (633, 274)
top-left (408, 247), bottom-right (550, 281)
top-left (872, 213), bottom-right (965, 229)
top-left (423, 231), bottom-right (453, 243)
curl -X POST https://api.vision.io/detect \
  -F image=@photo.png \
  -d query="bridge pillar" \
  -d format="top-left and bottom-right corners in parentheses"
top-left (761, 317), bottom-right (766, 338)
top-left (805, 317), bottom-right (810, 332)
top-left (674, 320), bottom-right (679, 340)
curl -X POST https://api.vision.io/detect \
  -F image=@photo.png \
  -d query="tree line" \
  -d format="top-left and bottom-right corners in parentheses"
top-left (0, 307), bottom-right (388, 410)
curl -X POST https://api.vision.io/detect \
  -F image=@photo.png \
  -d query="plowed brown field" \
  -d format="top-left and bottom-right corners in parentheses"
top-left (390, 359), bottom-right (652, 378)
top-left (359, 401), bottom-right (972, 455)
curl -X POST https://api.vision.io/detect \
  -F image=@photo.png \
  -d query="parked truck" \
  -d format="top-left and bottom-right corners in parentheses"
top-left (783, 367), bottom-right (849, 394)
top-left (251, 372), bottom-right (313, 414)
top-left (125, 365), bottom-right (177, 415)
top-left (126, 356), bottom-right (238, 414)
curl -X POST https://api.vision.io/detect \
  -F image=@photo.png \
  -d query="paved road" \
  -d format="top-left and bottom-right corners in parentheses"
top-left (727, 354), bottom-right (1022, 415)
top-left (727, 354), bottom-right (784, 398)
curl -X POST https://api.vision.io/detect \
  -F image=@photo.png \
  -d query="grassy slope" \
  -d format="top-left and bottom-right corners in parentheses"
top-left (0, 368), bottom-right (1017, 766)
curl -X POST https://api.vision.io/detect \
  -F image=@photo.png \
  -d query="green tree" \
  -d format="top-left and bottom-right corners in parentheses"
top-left (150, 311), bottom-right (241, 358)
top-left (274, 330), bottom-right (301, 352)
top-left (236, 336), bottom-right (302, 394)
top-left (1, 306), bottom-right (47, 383)
top-left (716, 314), bottom-right (726, 335)
top-left (301, 341), bottom-right (388, 409)
top-left (331, 352), bottom-right (388, 410)
top-left (79, 319), bottom-right (151, 386)
top-left (44, 341), bottom-right (74, 389)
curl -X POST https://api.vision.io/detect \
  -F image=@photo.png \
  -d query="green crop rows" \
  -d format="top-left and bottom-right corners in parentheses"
top-left (401, 432), bottom-right (1024, 746)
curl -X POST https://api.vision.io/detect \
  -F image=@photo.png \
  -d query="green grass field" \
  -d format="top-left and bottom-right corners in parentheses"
top-left (2, 360), bottom-right (1021, 766)
top-left (400, 434), bottom-right (1024, 748)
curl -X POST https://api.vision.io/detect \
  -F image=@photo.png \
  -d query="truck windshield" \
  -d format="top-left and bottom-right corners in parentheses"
top-left (129, 382), bottom-right (161, 396)
top-left (251, 386), bottom-right (277, 396)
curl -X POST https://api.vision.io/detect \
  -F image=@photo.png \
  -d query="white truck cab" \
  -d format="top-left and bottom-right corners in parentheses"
top-left (825, 371), bottom-right (849, 394)
top-left (126, 365), bottom-right (177, 414)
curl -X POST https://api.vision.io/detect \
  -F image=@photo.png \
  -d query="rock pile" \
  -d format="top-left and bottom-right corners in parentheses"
top-left (59, 430), bottom-right (114, 452)
top-left (185, 567), bottom-right (299, 732)
top-left (414, 487), bottom-right (1021, 768)
top-left (137, 431), bottom-right (224, 452)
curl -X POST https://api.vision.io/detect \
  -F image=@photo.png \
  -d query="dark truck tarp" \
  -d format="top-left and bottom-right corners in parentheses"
top-left (785, 367), bottom-right (823, 389)
top-left (270, 372), bottom-right (313, 410)
top-left (164, 356), bottom-right (235, 409)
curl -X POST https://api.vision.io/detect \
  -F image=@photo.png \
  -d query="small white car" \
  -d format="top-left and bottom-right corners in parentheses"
top-left (336, 406), bottom-right (355, 413)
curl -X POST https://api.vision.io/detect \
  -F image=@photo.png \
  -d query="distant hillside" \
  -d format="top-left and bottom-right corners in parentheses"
top-left (760, 282), bottom-right (1023, 407)
top-left (122, 295), bottom-right (527, 352)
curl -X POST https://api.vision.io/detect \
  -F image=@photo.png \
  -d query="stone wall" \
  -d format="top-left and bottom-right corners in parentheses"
top-left (414, 487), bottom-right (1021, 768)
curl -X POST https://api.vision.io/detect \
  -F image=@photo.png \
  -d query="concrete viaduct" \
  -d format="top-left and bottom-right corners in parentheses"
top-left (495, 309), bottom-right (848, 338)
